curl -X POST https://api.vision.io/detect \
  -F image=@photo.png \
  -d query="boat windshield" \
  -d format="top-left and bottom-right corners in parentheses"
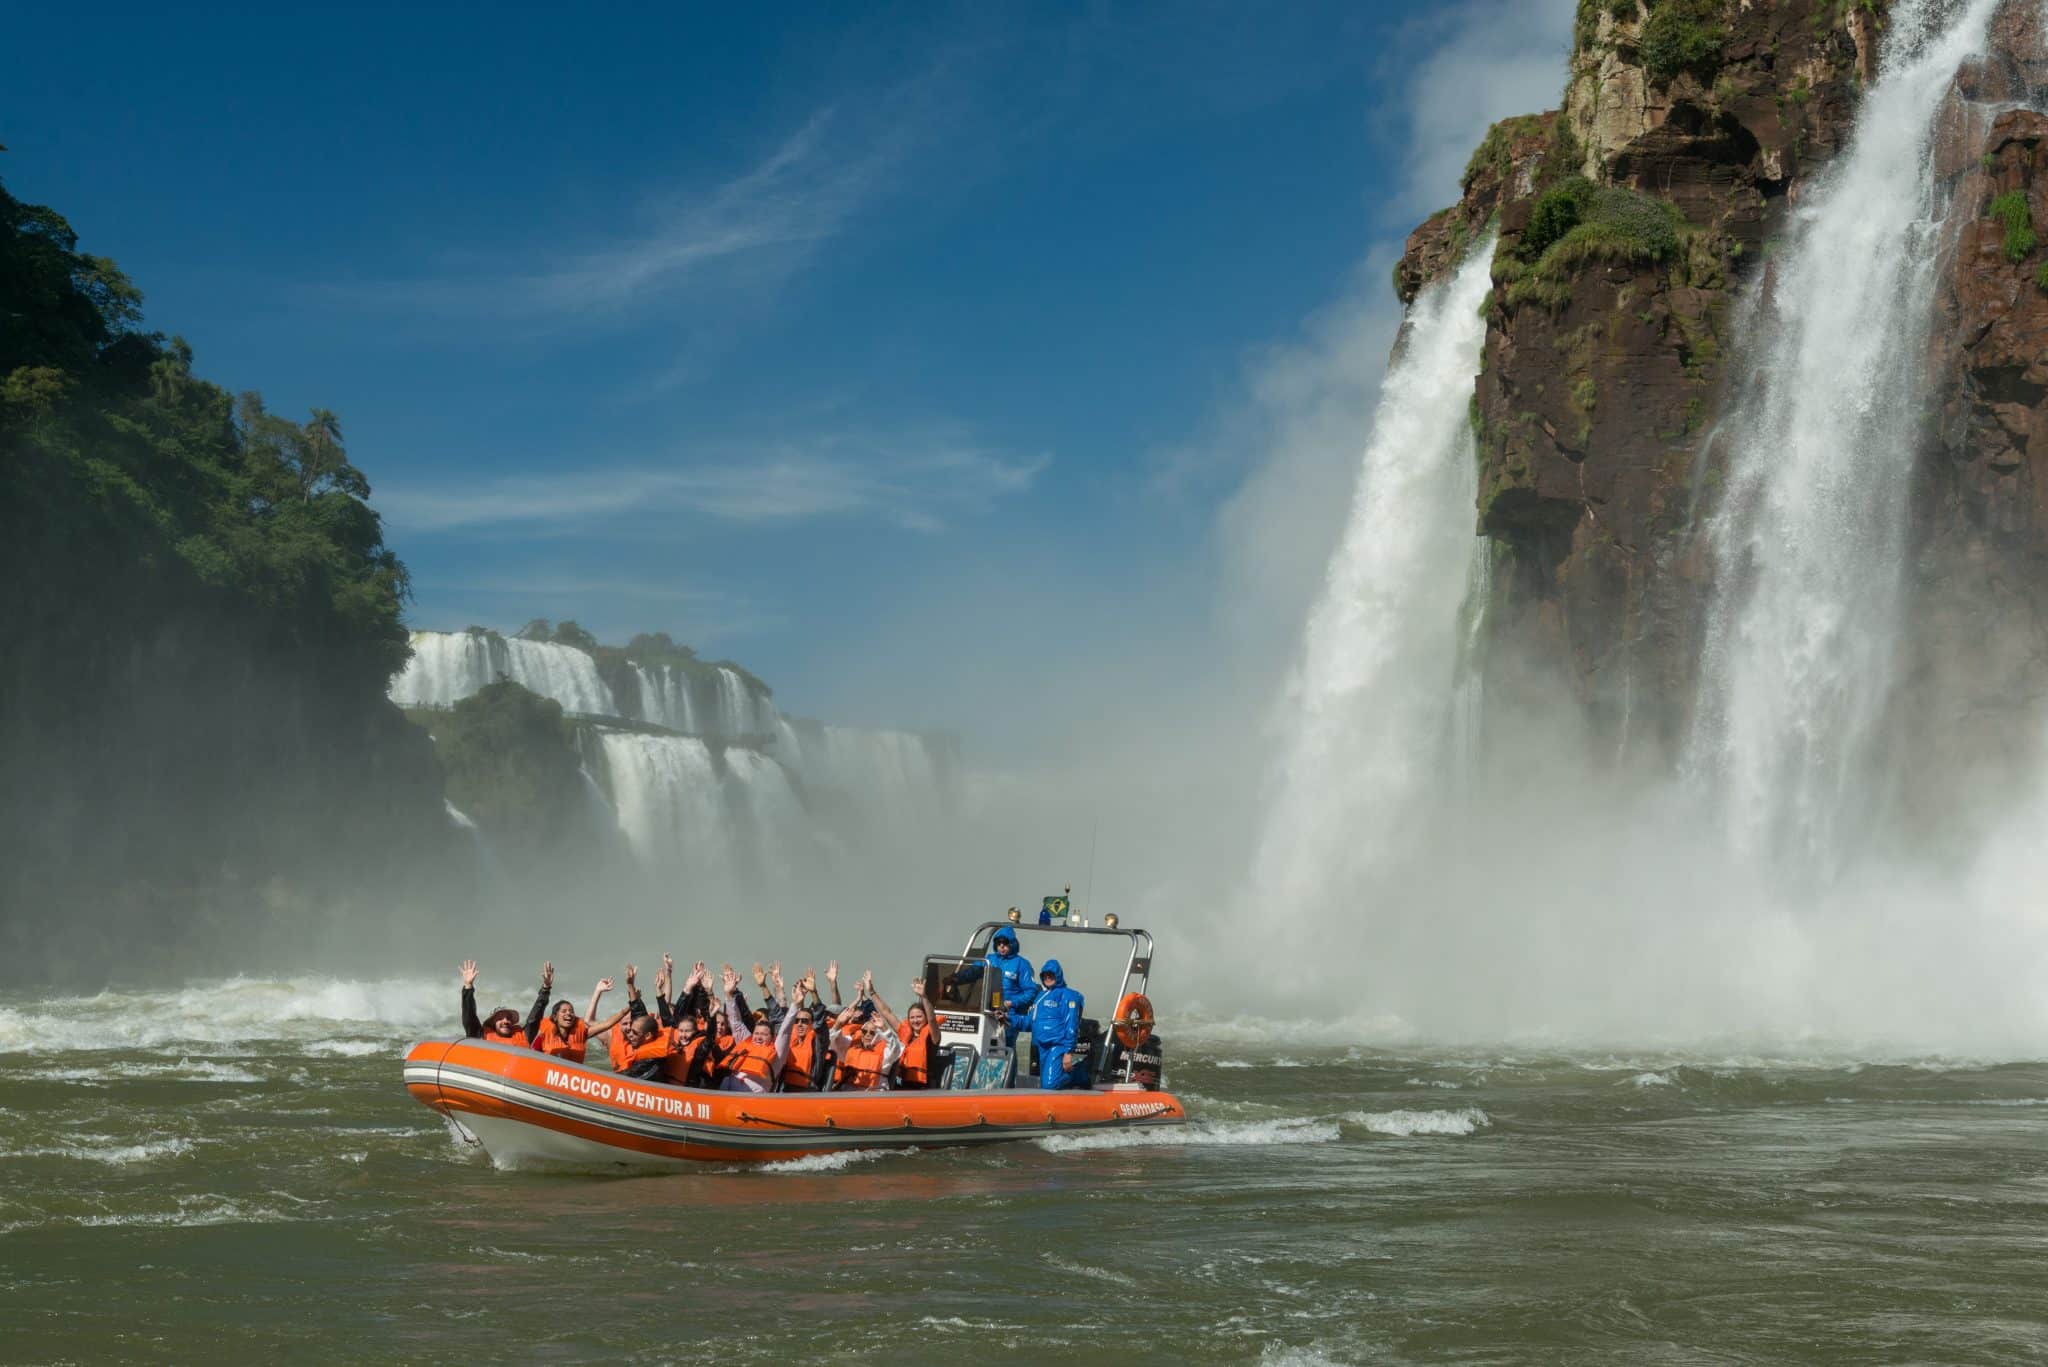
top-left (924, 956), bottom-right (985, 1011)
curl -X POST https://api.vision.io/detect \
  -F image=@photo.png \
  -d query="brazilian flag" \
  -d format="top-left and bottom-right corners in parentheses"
top-left (1041, 894), bottom-right (1070, 923)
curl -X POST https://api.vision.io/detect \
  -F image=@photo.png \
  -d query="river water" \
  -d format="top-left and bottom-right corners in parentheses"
top-left (2, 978), bottom-right (2045, 1363)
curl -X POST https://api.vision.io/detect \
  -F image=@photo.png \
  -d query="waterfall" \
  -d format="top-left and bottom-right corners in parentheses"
top-left (792, 724), bottom-right (944, 828)
top-left (723, 747), bottom-right (815, 866)
top-left (1687, 0), bottom-right (2002, 866)
top-left (389, 631), bottom-right (616, 716)
top-left (595, 732), bottom-right (735, 874)
top-left (709, 667), bottom-right (767, 736)
top-left (632, 664), bottom-right (697, 733)
top-left (1249, 239), bottom-right (1496, 913)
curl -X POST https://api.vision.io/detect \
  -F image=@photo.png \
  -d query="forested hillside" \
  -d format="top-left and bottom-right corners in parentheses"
top-left (0, 172), bottom-right (454, 982)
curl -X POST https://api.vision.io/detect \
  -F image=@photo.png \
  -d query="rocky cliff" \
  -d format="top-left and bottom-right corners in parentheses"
top-left (1404, 0), bottom-right (2048, 791)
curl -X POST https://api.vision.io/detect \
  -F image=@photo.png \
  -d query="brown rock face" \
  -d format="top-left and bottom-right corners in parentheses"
top-left (1446, 0), bottom-right (1882, 757)
top-left (1917, 104), bottom-right (2048, 809)
top-left (1390, 0), bottom-right (2048, 812)
top-left (1396, 114), bottom-right (1557, 306)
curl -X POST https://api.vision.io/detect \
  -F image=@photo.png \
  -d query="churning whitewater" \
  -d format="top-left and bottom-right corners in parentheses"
top-left (1689, 0), bottom-right (2004, 866)
top-left (1251, 240), bottom-right (1496, 921)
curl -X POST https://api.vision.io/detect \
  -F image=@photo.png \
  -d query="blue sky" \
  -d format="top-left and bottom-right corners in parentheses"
top-left (5, 1), bottom-right (1572, 753)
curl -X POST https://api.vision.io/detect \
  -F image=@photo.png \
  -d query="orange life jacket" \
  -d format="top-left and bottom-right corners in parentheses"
top-left (607, 1021), bottom-right (669, 1072)
top-left (728, 1037), bottom-right (778, 1087)
top-left (532, 1017), bottom-right (588, 1062)
top-left (835, 1035), bottom-right (891, 1090)
top-left (660, 1034), bottom-right (703, 1085)
top-left (630, 1027), bottom-right (673, 1066)
top-left (896, 1022), bottom-right (933, 1086)
top-left (781, 1030), bottom-right (819, 1090)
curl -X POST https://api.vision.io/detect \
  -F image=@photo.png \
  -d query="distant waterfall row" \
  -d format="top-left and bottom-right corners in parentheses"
top-left (391, 629), bottom-right (952, 883)
top-left (389, 629), bottom-right (777, 737)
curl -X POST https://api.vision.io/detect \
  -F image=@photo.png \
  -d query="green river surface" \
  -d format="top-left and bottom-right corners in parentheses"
top-left (2, 977), bottom-right (2046, 1364)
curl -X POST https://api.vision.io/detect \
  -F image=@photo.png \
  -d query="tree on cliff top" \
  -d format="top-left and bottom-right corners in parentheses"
top-left (0, 171), bottom-right (443, 981)
top-left (0, 173), bottom-right (412, 685)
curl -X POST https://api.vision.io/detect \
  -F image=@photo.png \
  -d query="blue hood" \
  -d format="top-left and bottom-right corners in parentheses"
top-left (992, 927), bottom-right (1020, 954)
top-left (1039, 959), bottom-right (1066, 989)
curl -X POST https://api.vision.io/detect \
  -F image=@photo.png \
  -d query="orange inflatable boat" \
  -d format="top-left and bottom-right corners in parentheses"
top-left (403, 920), bottom-right (1186, 1168)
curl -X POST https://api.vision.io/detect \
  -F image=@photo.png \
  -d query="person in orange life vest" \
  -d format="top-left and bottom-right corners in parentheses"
top-left (717, 964), bottom-right (797, 1093)
top-left (587, 964), bottom-right (668, 1078)
top-left (894, 980), bottom-right (938, 1089)
top-left (458, 959), bottom-right (548, 1046)
top-left (862, 977), bottom-right (935, 1089)
top-left (656, 957), bottom-right (714, 1031)
top-left (776, 970), bottom-right (832, 1091)
top-left (648, 957), bottom-right (715, 1086)
top-left (832, 974), bottom-right (905, 1090)
top-left (528, 961), bottom-right (616, 1063)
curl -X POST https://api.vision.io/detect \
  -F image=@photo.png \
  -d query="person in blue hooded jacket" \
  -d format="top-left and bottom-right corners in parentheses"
top-left (1011, 959), bottom-right (1085, 1090)
top-left (946, 926), bottom-right (1038, 1045)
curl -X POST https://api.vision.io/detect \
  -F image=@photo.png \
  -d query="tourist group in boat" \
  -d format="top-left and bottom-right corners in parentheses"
top-left (458, 924), bottom-right (1156, 1094)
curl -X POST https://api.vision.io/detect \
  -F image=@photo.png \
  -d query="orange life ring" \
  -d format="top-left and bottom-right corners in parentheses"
top-left (1113, 993), bottom-right (1154, 1049)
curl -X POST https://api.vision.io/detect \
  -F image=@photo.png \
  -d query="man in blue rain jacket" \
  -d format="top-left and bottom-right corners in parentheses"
top-left (948, 926), bottom-right (1038, 1045)
top-left (1012, 959), bottom-right (1084, 1090)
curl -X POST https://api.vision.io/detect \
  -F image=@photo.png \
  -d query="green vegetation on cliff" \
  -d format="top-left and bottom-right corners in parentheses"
top-left (1501, 178), bottom-right (1691, 310)
top-left (1990, 191), bottom-right (2036, 263)
top-left (0, 172), bottom-right (449, 982)
top-left (426, 681), bottom-right (589, 853)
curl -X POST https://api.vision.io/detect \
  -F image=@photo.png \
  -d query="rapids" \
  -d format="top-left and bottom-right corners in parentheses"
top-left (1, 978), bottom-right (2043, 1362)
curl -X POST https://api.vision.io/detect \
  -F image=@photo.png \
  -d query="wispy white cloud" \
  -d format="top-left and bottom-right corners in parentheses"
top-left (1389, 0), bottom-right (1577, 220)
top-left (378, 437), bottom-right (1047, 537)
top-left (323, 82), bottom-right (936, 327)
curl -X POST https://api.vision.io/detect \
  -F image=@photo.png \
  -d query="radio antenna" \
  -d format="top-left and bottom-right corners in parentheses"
top-left (1084, 821), bottom-right (1098, 921)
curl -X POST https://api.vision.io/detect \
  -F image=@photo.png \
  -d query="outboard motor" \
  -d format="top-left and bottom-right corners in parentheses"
top-left (1071, 1018), bottom-right (1103, 1087)
top-left (1124, 1033), bottom-right (1163, 1090)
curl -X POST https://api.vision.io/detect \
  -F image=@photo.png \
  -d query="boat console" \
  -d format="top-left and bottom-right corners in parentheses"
top-left (921, 920), bottom-right (1160, 1091)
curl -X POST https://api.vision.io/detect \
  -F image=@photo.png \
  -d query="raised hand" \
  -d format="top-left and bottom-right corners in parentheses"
top-left (540, 961), bottom-right (554, 990)
top-left (910, 979), bottom-right (926, 1001)
top-left (752, 962), bottom-right (766, 987)
top-left (625, 963), bottom-right (638, 994)
top-left (770, 968), bottom-right (787, 1000)
top-left (460, 960), bottom-right (478, 989)
top-left (826, 961), bottom-right (839, 985)
top-left (769, 961), bottom-right (782, 982)
top-left (595, 977), bottom-right (615, 995)
top-left (663, 952), bottom-right (675, 975)
top-left (721, 965), bottom-right (740, 995)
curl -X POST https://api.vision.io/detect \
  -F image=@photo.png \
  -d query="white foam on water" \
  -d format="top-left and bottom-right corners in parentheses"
top-left (70, 1196), bottom-right (295, 1230)
top-left (1344, 1107), bottom-right (1490, 1137)
top-left (0, 976), bottom-right (447, 1054)
top-left (758, 1147), bottom-right (908, 1174)
top-left (1257, 1346), bottom-right (1360, 1367)
top-left (299, 1040), bottom-right (388, 1058)
top-left (1630, 1072), bottom-right (1676, 1089)
top-left (1036, 1116), bottom-right (1341, 1153)
top-left (0, 1137), bottom-right (194, 1165)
